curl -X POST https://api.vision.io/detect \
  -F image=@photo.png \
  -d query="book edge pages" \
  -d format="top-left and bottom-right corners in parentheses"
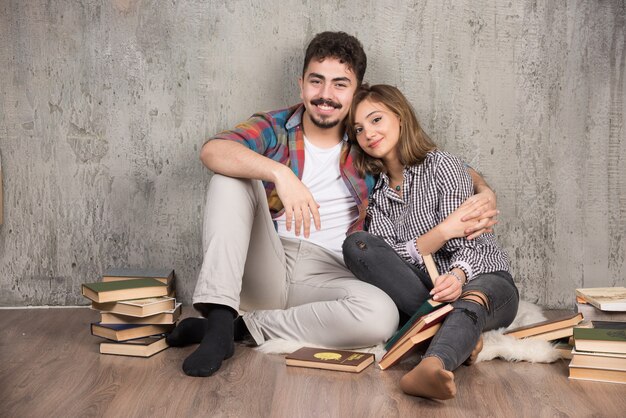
top-left (568, 367), bottom-right (626, 384)
top-left (100, 338), bottom-right (169, 357)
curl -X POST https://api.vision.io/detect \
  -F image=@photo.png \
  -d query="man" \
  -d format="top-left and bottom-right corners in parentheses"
top-left (167, 32), bottom-right (496, 377)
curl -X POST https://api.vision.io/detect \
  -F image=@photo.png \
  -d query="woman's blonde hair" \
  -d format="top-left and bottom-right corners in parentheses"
top-left (347, 84), bottom-right (436, 177)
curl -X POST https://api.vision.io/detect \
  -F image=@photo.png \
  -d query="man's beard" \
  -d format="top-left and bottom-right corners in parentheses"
top-left (308, 98), bottom-right (342, 129)
top-left (309, 115), bottom-right (341, 129)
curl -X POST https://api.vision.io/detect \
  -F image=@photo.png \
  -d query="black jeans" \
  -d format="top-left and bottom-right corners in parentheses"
top-left (343, 231), bottom-right (519, 371)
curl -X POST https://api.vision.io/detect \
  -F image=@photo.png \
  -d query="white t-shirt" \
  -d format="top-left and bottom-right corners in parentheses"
top-left (275, 137), bottom-right (358, 256)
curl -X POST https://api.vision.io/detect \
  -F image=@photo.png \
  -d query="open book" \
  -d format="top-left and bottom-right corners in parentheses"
top-left (378, 254), bottom-right (452, 370)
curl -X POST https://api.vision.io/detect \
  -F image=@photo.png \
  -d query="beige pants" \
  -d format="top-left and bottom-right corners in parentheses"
top-left (192, 175), bottom-right (399, 348)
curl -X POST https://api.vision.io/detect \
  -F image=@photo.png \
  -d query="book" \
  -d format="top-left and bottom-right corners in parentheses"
top-left (589, 320), bottom-right (626, 329)
top-left (90, 322), bottom-right (175, 342)
top-left (379, 305), bottom-right (452, 369)
top-left (384, 299), bottom-right (445, 350)
top-left (571, 349), bottom-right (626, 369)
top-left (503, 313), bottom-right (583, 339)
top-left (99, 303), bottom-right (182, 325)
top-left (568, 352), bottom-right (626, 384)
top-left (378, 323), bottom-right (442, 370)
top-left (81, 278), bottom-right (169, 303)
top-left (92, 296), bottom-right (176, 318)
top-left (575, 287), bottom-right (626, 312)
top-left (568, 365), bottom-right (626, 384)
top-left (576, 302), bottom-right (626, 322)
top-left (525, 326), bottom-right (577, 342)
top-left (285, 347), bottom-right (374, 373)
top-left (377, 253), bottom-right (450, 370)
top-left (100, 336), bottom-right (169, 357)
top-left (102, 268), bottom-right (175, 286)
top-left (574, 326), bottom-right (626, 354)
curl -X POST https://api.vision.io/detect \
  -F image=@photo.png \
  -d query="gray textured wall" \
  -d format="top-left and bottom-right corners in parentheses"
top-left (1, 0), bottom-right (624, 307)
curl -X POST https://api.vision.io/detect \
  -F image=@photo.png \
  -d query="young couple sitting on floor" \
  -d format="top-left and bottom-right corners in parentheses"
top-left (166, 31), bottom-right (519, 401)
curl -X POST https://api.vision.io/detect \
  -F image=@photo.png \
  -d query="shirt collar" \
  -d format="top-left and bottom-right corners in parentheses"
top-left (286, 103), bottom-right (349, 142)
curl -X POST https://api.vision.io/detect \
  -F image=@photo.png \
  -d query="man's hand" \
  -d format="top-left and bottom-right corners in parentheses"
top-left (430, 269), bottom-right (465, 302)
top-left (458, 190), bottom-right (498, 240)
top-left (438, 197), bottom-right (497, 241)
top-left (274, 165), bottom-right (321, 238)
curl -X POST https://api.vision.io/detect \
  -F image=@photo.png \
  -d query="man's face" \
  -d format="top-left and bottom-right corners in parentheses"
top-left (299, 57), bottom-right (358, 130)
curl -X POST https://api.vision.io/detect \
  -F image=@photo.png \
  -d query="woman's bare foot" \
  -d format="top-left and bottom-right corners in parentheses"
top-left (399, 356), bottom-right (456, 400)
top-left (464, 335), bottom-right (484, 366)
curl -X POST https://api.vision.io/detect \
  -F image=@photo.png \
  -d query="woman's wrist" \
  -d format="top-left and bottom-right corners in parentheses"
top-left (448, 268), bottom-right (466, 286)
top-left (414, 225), bottom-right (447, 257)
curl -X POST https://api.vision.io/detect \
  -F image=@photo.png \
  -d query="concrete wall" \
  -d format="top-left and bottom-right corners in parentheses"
top-left (0, 0), bottom-right (624, 307)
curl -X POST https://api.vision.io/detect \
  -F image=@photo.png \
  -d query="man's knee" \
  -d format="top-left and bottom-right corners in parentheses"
top-left (209, 173), bottom-right (256, 193)
top-left (356, 293), bottom-right (399, 344)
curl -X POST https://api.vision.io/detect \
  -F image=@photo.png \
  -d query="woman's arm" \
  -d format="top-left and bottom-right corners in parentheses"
top-left (415, 197), bottom-right (497, 256)
top-left (429, 155), bottom-right (488, 302)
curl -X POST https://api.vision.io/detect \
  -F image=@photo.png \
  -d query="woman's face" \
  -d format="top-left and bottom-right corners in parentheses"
top-left (353, 98), bottom-right (401, 162)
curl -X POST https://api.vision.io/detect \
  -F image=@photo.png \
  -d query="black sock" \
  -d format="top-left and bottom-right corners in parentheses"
top-left (233, 316), bottom-right (252, 342)
top-left (166, 317), bottom-right (208, 347)
top-left (182, 304), bottom-right (236, 377)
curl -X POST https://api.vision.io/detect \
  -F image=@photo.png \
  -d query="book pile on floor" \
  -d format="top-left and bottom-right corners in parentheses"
top-left (568, 287), bottom-right (626, 384)
top-left (81, 268), bottom-right (180, 358)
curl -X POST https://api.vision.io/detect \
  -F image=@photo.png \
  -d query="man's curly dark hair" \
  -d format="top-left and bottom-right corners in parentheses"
top-left (302, 31), bottom-right (367, 85)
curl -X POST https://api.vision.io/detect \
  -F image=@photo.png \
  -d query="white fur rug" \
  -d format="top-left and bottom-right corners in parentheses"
top-left (255, 300), bottom-right (562, 364)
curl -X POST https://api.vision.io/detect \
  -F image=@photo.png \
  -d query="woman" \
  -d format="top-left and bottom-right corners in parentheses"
top-left (342, 84), bottom-right (519, 400)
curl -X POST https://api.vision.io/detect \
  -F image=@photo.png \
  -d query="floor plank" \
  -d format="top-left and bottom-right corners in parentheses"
top-left (1, 308), bottom-right (625, 417)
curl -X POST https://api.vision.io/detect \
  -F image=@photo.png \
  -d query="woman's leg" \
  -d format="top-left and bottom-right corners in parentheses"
top-left (400, 271), bottom-right (519, 399)
top-left (343, 231), bottom-right (432, 318)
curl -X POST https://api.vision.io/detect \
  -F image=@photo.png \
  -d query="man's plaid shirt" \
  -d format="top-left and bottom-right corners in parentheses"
top-left (207, 103), bottom-right (376, 234)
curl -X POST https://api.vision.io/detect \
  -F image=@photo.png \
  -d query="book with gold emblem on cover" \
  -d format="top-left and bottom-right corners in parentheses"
top-left (286, 347), bottom-right (374, 373)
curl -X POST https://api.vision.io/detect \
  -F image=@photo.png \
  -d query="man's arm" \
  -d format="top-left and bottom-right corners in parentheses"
top-left (200, 139), bottom-right (321, 237)
top-left (201, 139), bottom-right (284, 182)
top-left (469, 168), bottom-right (496, 204)
top-left (460, 167), bottom-right (498, 239)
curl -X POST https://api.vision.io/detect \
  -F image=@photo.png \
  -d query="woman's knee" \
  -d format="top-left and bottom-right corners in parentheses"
top-left (342, 231), bottom-right (371, 256)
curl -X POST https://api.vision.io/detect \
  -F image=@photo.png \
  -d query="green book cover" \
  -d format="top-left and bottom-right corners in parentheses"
top-left (384, 299), bottom-right (445, 350)
top-left (574, 327), bottom-right (626, 342)
top-left (83, 278), bottom-right (167, 293)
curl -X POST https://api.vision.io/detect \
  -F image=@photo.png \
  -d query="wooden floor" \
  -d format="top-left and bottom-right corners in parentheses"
top-left (1, 308), bottom-right (625, 418)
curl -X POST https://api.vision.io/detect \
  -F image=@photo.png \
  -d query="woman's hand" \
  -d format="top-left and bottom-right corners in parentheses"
top-left (438, 195), bottom-right (498, 241)
top-left (430, 269), bottom-right (465, 302)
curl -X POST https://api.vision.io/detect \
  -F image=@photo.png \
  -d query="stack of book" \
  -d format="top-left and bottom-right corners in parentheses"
top-left (81, 268), bottom-right (180, 357)
top-left (568, 287), bottom-right (626, 384)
